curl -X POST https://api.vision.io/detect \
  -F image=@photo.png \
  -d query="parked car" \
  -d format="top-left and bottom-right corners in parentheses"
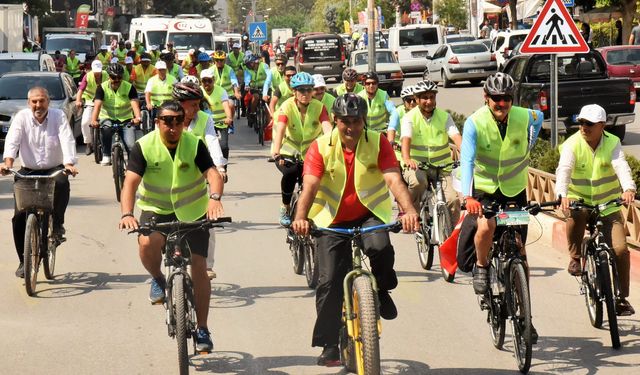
top-left (348, 49), bottom-right (404, 96)
top-left (597, 45), bottom-right (640, 91)
top-left (284, 37), bottom-right (295, 57)
top-left (502, 51), bottom-right (635, 141)
top-left (388, 24), bottom-right (445, 73)
top-left (445, 34), bottom-right (476, 43)
top-left (490, 29), bottom-right (529, 70)
top-left (0, 72), bottom-right (83, 150)
top-left (0, 52), bottom-right (56, 76)
top-left (423, 41), bottom-right (497, 87)
top-left (295, 33), bottom-right (346, 81)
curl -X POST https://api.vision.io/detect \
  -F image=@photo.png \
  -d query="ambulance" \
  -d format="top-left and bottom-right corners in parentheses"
top-left (166, 14), bottom-right (215, 62)
top-left (129, 15), bottom-right (172, 51)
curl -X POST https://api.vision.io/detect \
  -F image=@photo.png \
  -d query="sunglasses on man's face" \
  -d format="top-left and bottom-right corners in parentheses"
top-left (296, 87), bottom-right (313, 94)
top-left (489, 95), bottom-right (513, 103)
top-left (201, 78), bottom-right (214, 84)
top-left (276, 62), bottom-right (284, 66)
top-left (579, 119), bottom-right (599, 127)
top-left (285, 74), bottom-right (295, 78)
top-left (403, 97), bottom-right (416, 103)
top-left (158, 115), bottom-right (185, 126)
top-left (364, 81), bottom-right (378, 86)
top-left (109, 76), bottom-right (122, 82)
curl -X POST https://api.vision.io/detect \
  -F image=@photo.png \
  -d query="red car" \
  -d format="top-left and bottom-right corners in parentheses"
top-left (284, 37), bottom-right (295, 57)
top-left (597, 45), bottom-right (640, 90)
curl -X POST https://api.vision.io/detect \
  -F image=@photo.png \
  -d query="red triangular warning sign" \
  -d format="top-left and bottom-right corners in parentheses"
top-left (521, 0), bottom-right (589, 54)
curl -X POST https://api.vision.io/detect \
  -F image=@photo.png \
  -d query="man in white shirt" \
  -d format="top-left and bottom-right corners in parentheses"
top-left (1, 87), bottom-right (79, 278)
top-left (490, 23), bottom-right (499, 41)
top-left (555, 104), bottom-right (636, 316)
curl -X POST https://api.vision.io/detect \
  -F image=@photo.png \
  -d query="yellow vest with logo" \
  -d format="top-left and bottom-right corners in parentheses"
top-left (279, 97), bottom-right (323, 159)
top-left (227, 51), bottom-right (245, 71)
top-left (248, 63), bottom-right (267, 89)
top-left (309, 129), bottom-right (392, 227)
top-left (470, 105), bottom-right (530, 197)
top-left (213, 65), bottom-right (234, 95)
top-left (96, 52), bottom-right (111, 67)
top-left (560, 132), bottom-right (622, 216)
top-left (82, 71), bottom-right (108, 103)
top-left (358, 89), bottom-right (389, 132)
top-left (136, 130), bottom-right (208, 221)
top-left (190, 111), bottom-right (211, 142)
top-left (66, 56), bottom-right (80, 77)
top-left (99, 81), bottom-right (133, 121)
top-left (133, 64), bottom-right (155, 92)
top-left (405, 107), bottom-right (453, 167)
top-left (336, 82), bottom-right (364, 96)
top-left (202, 86), bottom-right (228, 128)
top-left (148, 74), bottom-right (177, 107)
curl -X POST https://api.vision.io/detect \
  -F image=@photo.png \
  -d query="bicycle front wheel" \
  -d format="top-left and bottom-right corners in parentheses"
top-left (92, 127), bottom-right (102, 164)
top-left (353, 276), bottom-right (381, 375)
top-left (290, 237), bottom-right (304, 275)
top-left (172, 273), bottom-right (190, 374)
top-left (43, 216), bottom-right (57, 280)
top-left (304, 238), bottom-right (318, 289)
top-left (417, 207), bottom-right (433, 270)
top-left (509, 262), bottom-right (532, 373)
top-left (24, 214), bottom-right (40, 296)
top-left (598, 250), bottom-right (620, 349)
top-left (112, 145), bottom-right (125, 202)
top-left (582, 239), bottom-right (603, 328)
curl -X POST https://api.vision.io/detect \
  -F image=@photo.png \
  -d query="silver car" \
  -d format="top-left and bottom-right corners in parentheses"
top-left (423, 41), bottom-right (497, 87)
top-left (0, 72), bottom-right (82, 150)
top-left (348, 49), bottom-right (404, 96)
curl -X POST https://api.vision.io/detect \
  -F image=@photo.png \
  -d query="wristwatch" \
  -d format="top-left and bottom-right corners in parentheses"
top-left (209, 193), bottom-right (221, 201)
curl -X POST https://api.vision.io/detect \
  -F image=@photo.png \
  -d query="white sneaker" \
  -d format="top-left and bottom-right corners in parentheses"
top-left (100, 156), bottom-right (111, 166)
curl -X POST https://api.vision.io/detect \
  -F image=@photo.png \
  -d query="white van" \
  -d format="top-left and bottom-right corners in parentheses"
top-left (214, 35), bottom-right (229, 53)
top-left (166, 15), bottom-right (214, 61)
top-left (490, 29), bottom-right (530, 70)
top-left (129, 15), bottom-right (172, 51)
top-left (388, 24), bottom-right (445, 73)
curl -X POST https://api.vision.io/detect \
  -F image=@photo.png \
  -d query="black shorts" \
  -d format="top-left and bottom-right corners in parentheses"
top-left (473, 188), bottom-right (528, 243)
top-left (138, 210), bottom-right (209, 257)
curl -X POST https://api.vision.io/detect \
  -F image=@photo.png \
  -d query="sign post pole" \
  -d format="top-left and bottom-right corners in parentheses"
top-left (550, 54), bottom-right (558, 147)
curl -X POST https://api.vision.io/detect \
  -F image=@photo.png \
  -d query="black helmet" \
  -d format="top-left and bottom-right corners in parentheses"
top-left (172, 82), bottom-right (203, 101)
top-left (332, 93), bottom-right (368, 119)
top-left (362, 71), bottom-right (379, 83)
top-left (160, 51), bottom-right (174, 62)
top-left (342, 68), bottom-right (358, 81)
top-left (484, 72), bottom-right (515, 96)
top-left (275, 53), bottom-right (288, 62)
top-left (106, 63), bottom-right (124, 78)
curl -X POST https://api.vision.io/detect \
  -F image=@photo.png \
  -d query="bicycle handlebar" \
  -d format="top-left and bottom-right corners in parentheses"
top-left (128, 217), bottom-right (232, 236)
top-left (462, 199), bottom-right (561, 218)
top-left (6, 168), bottom-right (68, 179)
top-left (569, 198), bottom-right (623, 212)
top-left (100, 121), bottom-right (132, 129)
top-left (310, 221), bottom-right (403, 237)
top-left (268, 155), bottom-right (303, 167)
top-left (415, 160), bottom-right (460, 171)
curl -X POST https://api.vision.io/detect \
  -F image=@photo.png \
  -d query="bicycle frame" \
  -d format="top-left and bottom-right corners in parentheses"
top-left (343, 235), bottom-right (380, 335)
top-left (583, 211), bottom-right (621, 300)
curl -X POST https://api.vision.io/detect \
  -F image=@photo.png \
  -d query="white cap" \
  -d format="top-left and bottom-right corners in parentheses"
top-left (200, 68), bottom-right (214, 79)
top-left (125, 56), bottom-right (134, 64)
top-left (151, 45), bottom-right (158, 51)
top-left (110, 57), bottom-right (119, 64)
top-left (161, 49), bottom-right (171, 54)
top-left (577, 104), bottom-right (606, 123)
top-left (198, 47), bottom-right (206, 53)
top-left (188, 48), bottom-right (195, 55)
top-left (100, 45), bottom-right (109, 50)
top-left (232, 42), bottom-right (241, 48)
top-left (155, 61), bottom-right (167, 70)
top-left (91, 60), bottom-right (103, 72)
top-left (312, 74), bottom-right (326, 88)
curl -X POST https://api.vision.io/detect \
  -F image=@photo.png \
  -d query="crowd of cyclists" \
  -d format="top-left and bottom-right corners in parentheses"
top-left (1, 36), bottom-right (637, 369)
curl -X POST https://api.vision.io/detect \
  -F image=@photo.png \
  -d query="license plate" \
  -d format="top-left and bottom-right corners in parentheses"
top-left (496, 211), bottom-right (529, 226)
top-left (468, 69), bottom-right (484, 73)
top-left (315, 65), bottom-right (331, 70)
top-left (412, 51), bottom-right (428, 58)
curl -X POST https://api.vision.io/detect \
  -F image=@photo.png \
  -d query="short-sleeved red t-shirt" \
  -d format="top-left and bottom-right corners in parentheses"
top-left (304, 135), bottom-right (399, 224)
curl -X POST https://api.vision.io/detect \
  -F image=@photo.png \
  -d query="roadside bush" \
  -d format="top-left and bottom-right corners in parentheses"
top-left (446, 110), bottom-right (466, 133)
top-left (583, 20), bottom-right (617, 48)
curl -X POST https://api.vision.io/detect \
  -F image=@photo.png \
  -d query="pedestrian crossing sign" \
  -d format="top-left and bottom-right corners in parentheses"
top-left (521, 0), bottom-right (588, 54)
top-left (249, 22), bottom-right (267, 42)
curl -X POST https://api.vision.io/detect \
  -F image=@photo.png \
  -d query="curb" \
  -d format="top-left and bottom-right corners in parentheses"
top-left (537, 212), bottom-right (640, 283)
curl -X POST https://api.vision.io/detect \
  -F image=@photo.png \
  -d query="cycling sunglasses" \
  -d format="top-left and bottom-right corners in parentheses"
top-left (201, 78), bottom-right (214, 83)
top-left (296, 87), bottom-right (313, 93)
top-left (403, 97), bottom-right (416, 103)
top-left (489, 95), bottom-right (513, 103)
top-left (579, 119), bottom-right (598, 127)
top-left (109, 75), bottom-right (123, 82)
top-left (158, 115), bottom-right (185, 125)
top-left (364, 81), bottom-right (378, 86)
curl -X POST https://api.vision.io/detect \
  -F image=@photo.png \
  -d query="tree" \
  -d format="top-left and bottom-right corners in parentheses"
top-left (267, 13), bottom-right (310, 35)
top-left (325, 5), bottom-right (340, 33)
top-left (577, 0), bottom-right (637, 45)
top-left (435, 0), bottom-right (467, 30)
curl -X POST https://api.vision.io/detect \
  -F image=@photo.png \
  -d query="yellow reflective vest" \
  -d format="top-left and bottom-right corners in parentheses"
top-left (202, 85), bottom-right (228, 128)
top-left (66, 56), bottom-right (81, 78)
top-left (213, 65), bottom-right (234, 95)
top-left (278, 97), bottom-right (324, 159)
top-left (335, 82), bottom-right (364, 96)
top-left (190, 111), bottom-right (212, 143)
top-left (227, 51), bottom-right (245, 71)
top-left (82, 71), bottom-right (108, 104)
top-left (133, 64), bottom-right (156, 92)
top-left (308, 129), bottom-right (392, 227)
top-left (147, 74), bottom-right (177, 107)
top-left (96, 52), bottom-right (111, 67)
top-left (404, 107), bottom-right (453, 167)
top-left (358, 89), bottom-right (389, 132)
top-left (98, 81), bottom-right (134, 121)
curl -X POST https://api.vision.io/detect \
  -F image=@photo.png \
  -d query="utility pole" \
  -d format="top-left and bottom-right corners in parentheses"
top-left (367, 0), bottom-right (376, 73)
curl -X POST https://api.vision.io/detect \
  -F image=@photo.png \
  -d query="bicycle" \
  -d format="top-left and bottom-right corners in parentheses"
top-left (9, 169), bottom-right (67, 296)
top-left (130, 217), bottom-right (232, 375)
top-left (410, 161), bottom-right (458, 281)
top-left (473, 199), bottom-right (558, 374)
top-left (92, 124), bottom-right (103, 165)
top-left (311, 221), bottom-right (403, 375)
top-left (100, 121), bottom-right (131, 202)
top-left (256, 97), bottom-right (269, 146)
top-left (138, 94), bottom-right (152, 135)
top-left (570, 198), bottom-right (625, 349)
top-left (232, 95), bottom-right (241, 120)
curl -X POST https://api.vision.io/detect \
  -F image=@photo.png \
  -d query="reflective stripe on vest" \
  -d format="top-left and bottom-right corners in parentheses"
top-left (308, 129), bottom-right (392, 227)
top-left (66, 57), bottom-right (80, 77)
top-left (470, 105), bottom-right (530, 197)
top-left (97, 52), bottom-right (111, 67)
top-left (279, 97), bottom-right (323, 159)
top-left (394, 105), bottom-right (406, 161)
top-left (190, 111), bottom-right (210, 143)
top-left (136, 130), bottom-right (208, 221)
top-left (82, 71), bottom-right (108, 103)
top-left (358, 89), bottom-right (389, 132)
top-left (213, 65), bottom-right (234, 94)
top-left (405, 107), bottom-right (453, 166)
top-left (99, 81), bottom-right (134, 121)
top-left (336, 82), bottom-right (364, 96)
top-left (148, 75), bottom-right (176, 107)
top-left (202, 86), bottom-right (228, 128)
top-left (133, 65), bottom-right (155, 92)
top-left (560, 131), bottom-right (622, 216)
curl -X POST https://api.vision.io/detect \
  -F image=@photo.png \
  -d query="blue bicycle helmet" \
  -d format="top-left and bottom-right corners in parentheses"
top-left (197, 52), bottom-right (211, 62)
top-left (290, 72), bottom-right (315, 89)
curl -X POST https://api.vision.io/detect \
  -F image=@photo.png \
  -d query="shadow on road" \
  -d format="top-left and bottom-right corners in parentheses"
top-left (31, 272), bottom-right (148, 298)
top-left (212, 283), bottom-right (314, 309)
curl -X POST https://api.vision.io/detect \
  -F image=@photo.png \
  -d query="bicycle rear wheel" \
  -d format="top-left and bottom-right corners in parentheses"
top-left (92, 127), bottom-right (102, 164)
top-left (582, 239), bottom-right (603, 328)
top-left (43, 216), bottom-right (56, 280)
top-left (352, 276), bottom-right (381, 375)
top-left (112, 145), bottom-right (125, 202)
top-left (436, 203), bottom-right (454, 281)
top-left (304, 238), bottom-right (318, 289)
top-left (172, 274), bottom-right (190, 375)
top-left (24, 214), bottom-right (40, 296)
top-left (417, 207), bottom-right (433, 270)
top-left (235, 98), bottom-right (241, 119)
top-left (488, 264), bottom-right (506, 349)
top-left (257, 104), bottom-right (265, 145)
top-left (509, 261), bottom-right (532, 373)
top-left (598, 250), bottom-right (620, 349)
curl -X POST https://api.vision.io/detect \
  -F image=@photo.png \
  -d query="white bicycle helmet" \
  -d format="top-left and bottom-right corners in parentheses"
top-left (400, 86), bottom-right (414, 99)
top-left (413, 80), bottom-right (438, 94)
top-left (181, 75), bottom-right (201, 86)
top-left (484, 72), bottom-right (515, 96)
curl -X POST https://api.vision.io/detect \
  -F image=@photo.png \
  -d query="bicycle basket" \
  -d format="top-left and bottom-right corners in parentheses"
top-left (14, 178), bottom-right (55, 212)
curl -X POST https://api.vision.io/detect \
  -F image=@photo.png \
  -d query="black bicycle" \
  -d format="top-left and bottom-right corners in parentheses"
top-left (474, 199), bottom-right (558, 374)
top-left (10, 169), bottom-right (67, 296)
top-left (256, 98), bottom-right (269, 146)
top-left (100, 121), bottom-right (131, 202)
top-left (131, 217), bottom-right (232, 375)
top-left (570, 198), bottom-right (624, 349)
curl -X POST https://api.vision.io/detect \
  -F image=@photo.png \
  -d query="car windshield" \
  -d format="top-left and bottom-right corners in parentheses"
top-left (46, 38), bottom-right (94, 54)
top-left (446, 35), bottom-right (475, 43)
top-left (0, 60), bottom-right (40, 75)
top-left (508, 34), bottom-right (527, 49)
top-left (451, 43), bottom-right (488, 54)
top-left (354, 51), bottom-right (395, 66)
top-left (147, 31), bottom-right (167, 47)
top-left (0, 76), bottom-right (65, 100)
top-left (399, 28), bottom-right (439, 46)
top-left (301, 37), bottom-right (341, 61)
top-left (529, 54), bottom-right (604, 80)
top-left (606, 49), bottom-right (640, 65)
top-left (170, 33), bottom-right (213, 50)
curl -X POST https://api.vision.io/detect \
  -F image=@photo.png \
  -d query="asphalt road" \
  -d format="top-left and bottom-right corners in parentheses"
top-left (0, 109), bottom-right (639, 374)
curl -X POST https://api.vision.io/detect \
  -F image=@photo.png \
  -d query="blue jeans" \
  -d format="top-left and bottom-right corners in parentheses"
top-left (100, 119), bottom-right (136, 156)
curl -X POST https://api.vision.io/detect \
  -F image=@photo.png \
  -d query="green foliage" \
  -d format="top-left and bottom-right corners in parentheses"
top-left (446, 110), bottom-right (466, 133)
top-left (626, 154), bottom-right (640, 188)
top-left (529, 138), bottom-right (561, 174)
top-left (584, 20), bottom-right (618, 48)
top-left (435, 0), bottom-right (468, 30)
top-left (325, 5), bottom-right (340, 33)
top-left (267, 13), bottom-right (310, 35)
